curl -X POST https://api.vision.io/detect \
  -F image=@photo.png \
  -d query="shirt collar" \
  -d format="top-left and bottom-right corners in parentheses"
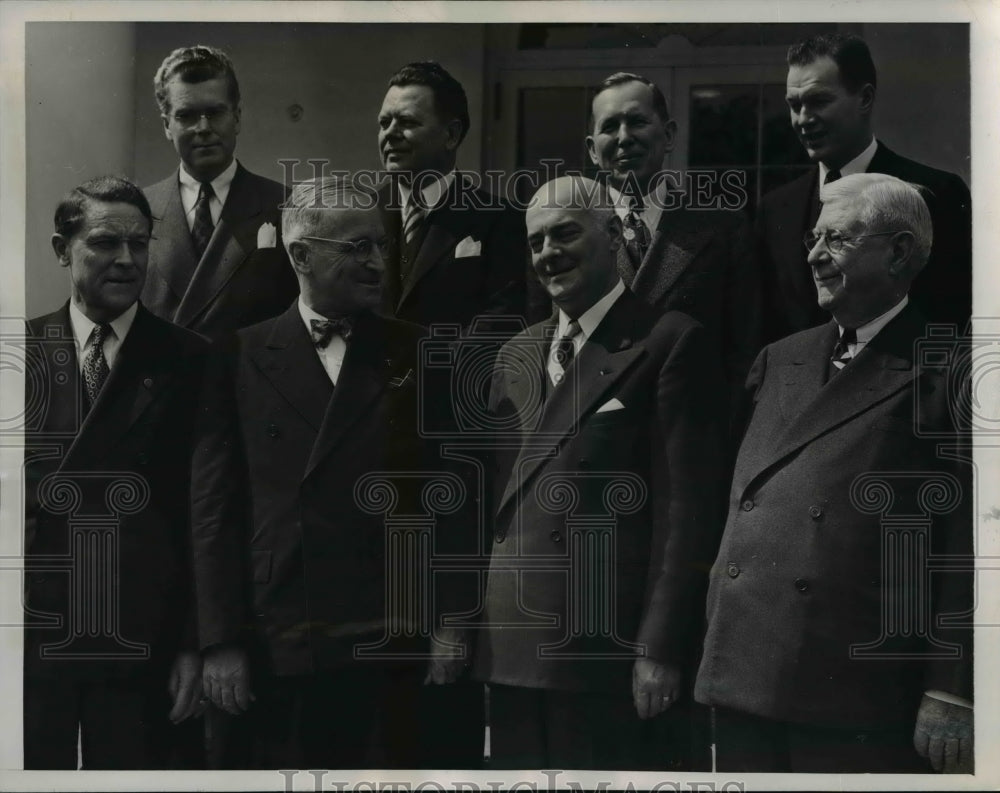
top-left (819, 137), bottom-right (877, 183)
top-left (68, 300), bottom-right (138, 350)
top-left (557, 279), bottom-right (626, 340)
top-left (398, 170), bottom-right (456, 213)
top-left (298, 296), bottom-right (335, 331)
top-left (608, 180), bottom-right (666, 234)
top-left (178, 157), bottom-right (238, 207)
top-left (844, 294), bottom-right (909, 345)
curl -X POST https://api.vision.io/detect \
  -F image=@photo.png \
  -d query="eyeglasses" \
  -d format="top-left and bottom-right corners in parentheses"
top-left (167, 107), bottom-right (233, 128)
top-left (803, 229), bottom-right (903, 255)
top-left (300, 235), bottom-right (390, 262)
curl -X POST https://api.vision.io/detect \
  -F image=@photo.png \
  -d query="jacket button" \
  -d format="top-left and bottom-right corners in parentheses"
top-left (727, 563), bottom-right (740, 578)
top-left (682, 293), bottom-right (694, 306)
top-left (794, 578), bottom-right (809, 592)
top-left (808, 505), bottom-right (823, 519)
top-left (267, 423), bottom-right (280, 438)
top-left (143, 377), bottom-right (153, 389)
top-left (741, 499), bottom-right (755, 512)
top-left (136, 452), bottom-right (149, 465)
top-left (495, 531), bottom-right (506, 544)
top-left (550, 530), bottom-right (562, 543)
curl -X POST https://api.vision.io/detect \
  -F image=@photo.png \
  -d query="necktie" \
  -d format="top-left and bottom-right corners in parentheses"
top-left (824, 169), bottom-right (842, 186)
top-left (191, 181), bottom-right (216, 259)
top-left (402, 194), bottom-right (426, 246)
top-left (623, 196), bottom-right (651, 270)
top-left (82, 323), bottom-right (112, 406)
top-left (310, 317), bottom-right (354, 348)
top-left (549, 320), bottom-right (582, 387)
top-left (830, 326), bottom-right (857, 372)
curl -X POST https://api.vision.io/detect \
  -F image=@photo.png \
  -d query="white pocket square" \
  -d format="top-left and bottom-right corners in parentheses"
top-left (454, 236), bottom-right (482, 258)
top-left (595, 398), bottom-right (625, 413)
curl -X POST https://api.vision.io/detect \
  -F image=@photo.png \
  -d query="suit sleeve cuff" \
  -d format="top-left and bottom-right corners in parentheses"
top-left (925, 689), bottom-right (973, 708)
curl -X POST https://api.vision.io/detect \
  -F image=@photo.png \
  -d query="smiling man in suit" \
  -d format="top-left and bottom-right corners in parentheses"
top-left (23, 176), bottom-right (208, 768)
top-left (586, 72), bottom-right (760, 407)
top-left (376, 61), bottom-right (531, 334)
top-left (696, 173), bottom-right (973, 773)
top-left (758, 33), bottom-right (972, 342)
top-left (191, 176), bottom-right (463, 768)
top-left (473, 176), bottom-right (726, 769)
top-left (141, 45), bottom-right (297, 339)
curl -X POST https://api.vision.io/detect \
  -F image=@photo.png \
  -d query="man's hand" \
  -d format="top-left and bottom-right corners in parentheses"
top-left (632, 658), bottom-right (681, 720)
top-left (203, 643), bottom-right (254, 715)
top-left (913, 694), bottom-right (973, 773)
top-left (424, 627), bottom-right (469, 685)
top-left (167, 650), bottom-right (204, 724)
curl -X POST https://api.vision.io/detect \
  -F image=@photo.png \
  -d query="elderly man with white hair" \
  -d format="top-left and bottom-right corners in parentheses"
top-left (695, 173), bottom-right (974, 773)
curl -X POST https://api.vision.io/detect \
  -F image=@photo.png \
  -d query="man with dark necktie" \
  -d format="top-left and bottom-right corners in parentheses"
top-left (141, 45), bottom-right (297, 340)
top-left (585, 72), bottom-right (760, 410)
top-left (757, 33), bottom-right (971, 343)
top-left (696, 173), bottom-right (973, 773)
top-left (190, 176), bottom-right (464, 768)
top-left (23, 176), bottom-right (208, 768)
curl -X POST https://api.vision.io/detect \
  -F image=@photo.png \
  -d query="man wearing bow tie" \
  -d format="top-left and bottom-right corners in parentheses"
top-left (23, 176), bottom-right (208, 768)
top-left (141, 45), bottom-right (297, 340)
top-left (191, 176), bottom-right (462, 768)
top-left (695, 174), bottom-right (973, 773)
top-left (473, 176), bottom-right (726, 769)
top-left (585, 72), bottom-right (760, 413)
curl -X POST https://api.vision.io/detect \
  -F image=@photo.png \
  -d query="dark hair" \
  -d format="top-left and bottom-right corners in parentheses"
top-left (787, 33), bottom-right (877, 93)
top-left (591, 72), bottom-right (672, 128)
top-left (154, 45), bottom-right (241, 114)
top-left (54, 176), bottom-right (153, 239)
top-left (387, 61), bottom-right (470, 143)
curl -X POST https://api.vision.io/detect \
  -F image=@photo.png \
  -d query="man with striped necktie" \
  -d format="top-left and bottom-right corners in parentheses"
top-left (696, 173), bottom-right (974, 773)
top-left (375, 61), bottom-right (531, 337)
top-left (23, 176), bottom-right (209, 768)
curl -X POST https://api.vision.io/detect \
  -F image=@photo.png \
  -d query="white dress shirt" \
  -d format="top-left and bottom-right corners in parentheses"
top-left (298, 298), bottom-right (348, 385)
top-left (398, 170), bottom-right (456, 214)
top-left (68, 300), bottom-right (138, 373)
top-left (178, 157), bottom-right (238, 231)
top-left (839, 294), bottom-right (909, 357)
top-left (547, 280), bottom-right (626, 385)
top-left (608, 179), bottom-right (668, 237)
top-left (819, 136), bottom-right (877, 185)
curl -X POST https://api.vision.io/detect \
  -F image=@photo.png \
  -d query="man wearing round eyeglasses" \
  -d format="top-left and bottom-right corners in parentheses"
top-left (141, 45), bottom-right (297, 340)
top-left (191, 177), bottom-right (464, 768)
top-left (696, 173), bottom-right (973, 773)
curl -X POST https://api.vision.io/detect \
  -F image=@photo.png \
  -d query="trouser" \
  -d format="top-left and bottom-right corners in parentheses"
top-left (24, 673), bottom-right (202, 769)
top-left (711, 706), bottom-right (928, 773)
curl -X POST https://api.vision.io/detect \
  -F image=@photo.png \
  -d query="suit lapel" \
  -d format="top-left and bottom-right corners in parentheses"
top-left (29, 305), bottom-right (85, 441)
top-left (304, 313), bottom-right (396, 478)
top-left (748, 309), bottom-right (921, 483)
top-left (174, 165), bottom-right (262, 328)
top-left (497, 297), bottom-right (645, 514)
top-left (631, 209), bottom-right (716, 305)
top-left (62, 307), bottom-right (169, 469)
top-left (250, 304), bottom-right (333, 433)
top-left (378, 184), bottom-right (405, 314)
top-left (148, 173), bottom-right (199, 309)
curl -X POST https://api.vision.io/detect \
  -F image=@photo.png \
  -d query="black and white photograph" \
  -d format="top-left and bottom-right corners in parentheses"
top-left (0, 1), bottom-right (997, 790)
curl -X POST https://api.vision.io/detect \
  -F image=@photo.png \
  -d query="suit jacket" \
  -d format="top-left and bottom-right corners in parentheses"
top-left (694, 304), bottom-right (973, 729)
top-left (617, 206), bottom-right (760, 399)
top-left (23, 303), bottom-right (208, 678)
top-left (142, 163), bottom-right (298, 340)
top-left (377, 174), bottom-right (531, 334)
top-left (757, 141), bottom-right (972, 342)
top-left (192, 305), bottom-right (462, 677)
top-left (473, 290), bottom-right (727, 693)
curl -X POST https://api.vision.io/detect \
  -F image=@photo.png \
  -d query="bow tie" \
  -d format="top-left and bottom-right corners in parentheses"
top-left (310, 316), bottom-right (354, 347)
